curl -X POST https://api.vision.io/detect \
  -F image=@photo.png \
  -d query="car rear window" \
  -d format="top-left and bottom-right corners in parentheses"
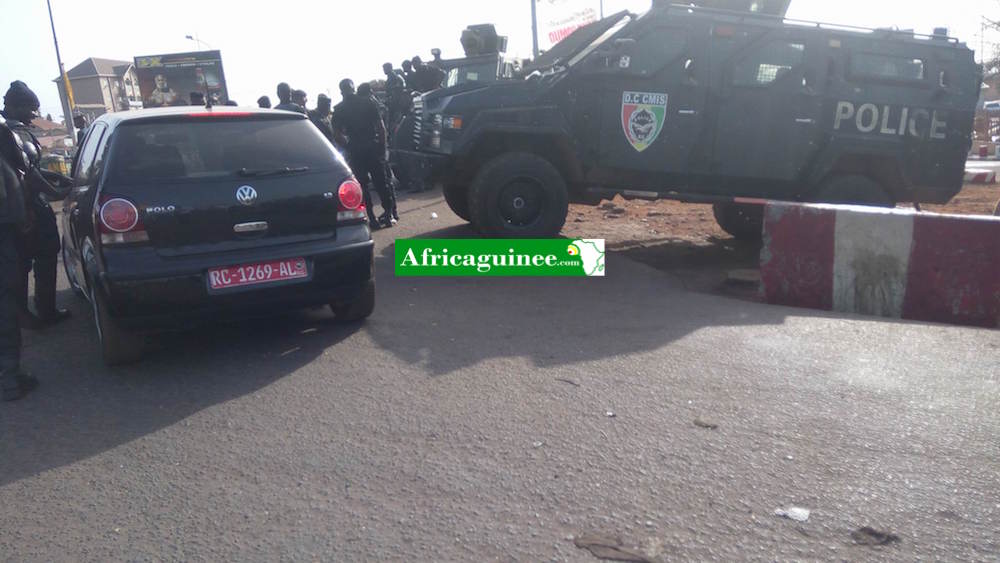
top-left (106, 118), bottom-right (338, 184)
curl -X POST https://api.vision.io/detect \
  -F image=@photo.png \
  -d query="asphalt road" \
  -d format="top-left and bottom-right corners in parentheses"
top-left (1, 191), bottom-right (998, 562)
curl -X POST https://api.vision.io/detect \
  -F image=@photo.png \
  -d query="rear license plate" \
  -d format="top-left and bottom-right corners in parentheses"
top-left (208, 258), bottom-right (308, 291)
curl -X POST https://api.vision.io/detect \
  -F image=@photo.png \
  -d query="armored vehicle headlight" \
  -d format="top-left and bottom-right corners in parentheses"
top-left (443, 116), bottom-right (463, 130)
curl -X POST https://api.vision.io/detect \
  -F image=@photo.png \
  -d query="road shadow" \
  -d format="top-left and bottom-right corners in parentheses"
top-left (369, 224), bottom-right (794, 378)
top-left (1, 292), bottom-right (360, 487)
top-left (617, 236), bottom-right (762, 300)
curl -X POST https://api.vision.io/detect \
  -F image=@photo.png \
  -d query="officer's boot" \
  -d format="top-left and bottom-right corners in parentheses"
top-left (33, 255), bottom-right (70, 325)
top-left (1, 369), bottom-right (38, 402)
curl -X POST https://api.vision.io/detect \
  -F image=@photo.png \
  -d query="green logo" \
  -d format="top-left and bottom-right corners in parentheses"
top-left (395, 239), bottom-right (606, 277)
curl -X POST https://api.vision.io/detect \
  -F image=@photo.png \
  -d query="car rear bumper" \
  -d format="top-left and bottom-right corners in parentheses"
top-left (98, 230), bottom-right (374, 330)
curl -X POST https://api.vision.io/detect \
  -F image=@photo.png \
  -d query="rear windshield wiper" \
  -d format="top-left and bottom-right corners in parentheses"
top-left (237, 166), bottom-right (311, 178)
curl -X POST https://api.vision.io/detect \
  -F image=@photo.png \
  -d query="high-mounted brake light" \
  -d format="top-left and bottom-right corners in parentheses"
top-left (99, 195), bottom-right (149, 245)
top-left (186, 111), bottom-right (255, 118)
top-left (336, 178), bottom-right (367, 222)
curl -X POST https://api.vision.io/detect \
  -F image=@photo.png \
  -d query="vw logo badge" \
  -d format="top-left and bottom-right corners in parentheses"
top-left (236, 185), bottom-right (258, 206)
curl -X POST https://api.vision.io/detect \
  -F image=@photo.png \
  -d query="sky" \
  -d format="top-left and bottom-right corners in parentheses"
top-left (1, 0), bottom-right (996, 123)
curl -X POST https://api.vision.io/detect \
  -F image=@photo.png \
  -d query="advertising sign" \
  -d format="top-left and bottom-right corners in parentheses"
top-left (134, 50), bottom-right (229, 107)
top-left (536, 0), bottom-right (600, 52)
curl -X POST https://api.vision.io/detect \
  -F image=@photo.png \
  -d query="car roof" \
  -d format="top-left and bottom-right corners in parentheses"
top-left (95, 106), bottom-right (307, 128)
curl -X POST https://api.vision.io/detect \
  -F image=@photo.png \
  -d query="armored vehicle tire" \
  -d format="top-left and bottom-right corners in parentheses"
top-left (713, 203), bottom-right (764, 241)
top-left (443, 183), bottom-right (472, 222)
top-left (468, 152), bottom-right (569, 237)
top-left (815, 174), bottom-right (895, 207)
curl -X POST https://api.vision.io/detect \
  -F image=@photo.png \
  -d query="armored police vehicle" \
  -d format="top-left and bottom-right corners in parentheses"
top-left (436, 25), bottom-right (519, 88)
top-left (395, 0), bottom-right (980, 238)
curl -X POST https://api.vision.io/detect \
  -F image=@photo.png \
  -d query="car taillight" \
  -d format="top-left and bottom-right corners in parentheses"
top-left (337, 178), bottom-right (367, 222)
top-left (99, 195), bottom-right (149, 245)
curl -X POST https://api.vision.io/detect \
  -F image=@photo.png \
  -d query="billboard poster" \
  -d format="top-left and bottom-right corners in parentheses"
top-left (134, 50), bottom-right (229, 107)
top-left (536, 0), bottom-right (600, 52)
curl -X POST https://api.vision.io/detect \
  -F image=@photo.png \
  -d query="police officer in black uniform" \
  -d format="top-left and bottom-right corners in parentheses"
top-left (274, 82), bottom-right (304, 113)
top-left (2, 82), bottom-right (71, 332)
top-left (332, 79), bottom-right (397, 229)
top-left (401, 60), bottom-right (415, 88)
top-left (410, 56), bottom-right (446, 93)
top-left (308, 93), bottom-right (339, 147)
top-left (382, 62), bottom-right (410, 139)
top-left (0, 82), bottom-right (43, 401)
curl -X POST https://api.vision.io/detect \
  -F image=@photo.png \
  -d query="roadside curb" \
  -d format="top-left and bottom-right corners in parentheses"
top-left (964, 169), bottom-right (998, 184)
top-left (760, 203), bottom-right (1000, 328)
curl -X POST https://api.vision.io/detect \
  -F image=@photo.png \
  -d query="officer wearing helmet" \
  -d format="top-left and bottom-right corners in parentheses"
top-left (0, 81), bottom-right (60, 400)
top-left (1, 81), bottom-right (71, 335)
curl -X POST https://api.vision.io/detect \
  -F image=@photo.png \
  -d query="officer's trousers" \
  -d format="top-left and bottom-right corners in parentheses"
top-left (18, 198), bottom-right (60, 316)
top-left (0, 225), bottom-right (21, 376)
top-left (349, 149), bottom-right (397, 221)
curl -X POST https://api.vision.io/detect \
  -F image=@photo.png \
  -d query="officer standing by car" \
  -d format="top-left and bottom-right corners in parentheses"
top-left (274, 83), bottom-right (304, 113)
top-left (291, 89), bottom-right (309, 115)
top-left (309, 93), bottom-right (339, 147)
top-left (0, 83), bottom-right (40, 401)
top-left (2, 82), bottom-right (71, 330)
top-left (332, 79), bottom-right (397, 228)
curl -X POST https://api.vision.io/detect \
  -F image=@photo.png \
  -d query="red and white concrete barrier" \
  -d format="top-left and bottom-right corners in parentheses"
top-left (760, 203), bottom-right (1000, 328)
top-left (964, 169), bottom-right (997, 184)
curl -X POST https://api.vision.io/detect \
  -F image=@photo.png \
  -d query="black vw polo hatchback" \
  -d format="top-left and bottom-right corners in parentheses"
top-left (62, 107), bottom-right (374, 365)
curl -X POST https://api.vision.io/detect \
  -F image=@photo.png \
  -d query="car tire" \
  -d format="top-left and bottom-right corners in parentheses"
top-left (712, 203), bottom-right (764, 241)
top-left (443, 183), bottom-right (472, 223)
top-left (62, 242), bottom-right (86, 300)
top-left (815, 174), bottom-right (895, 207)
top-left (90, 285), bottom-right (145, 366)
top-left (468, 152), bottom-right (568, 237)
top-left (331, 280), bottom-right (375, 322)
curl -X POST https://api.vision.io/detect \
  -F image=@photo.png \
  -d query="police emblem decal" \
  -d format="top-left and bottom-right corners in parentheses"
top-left (621, 91), bottom-right (668, 153)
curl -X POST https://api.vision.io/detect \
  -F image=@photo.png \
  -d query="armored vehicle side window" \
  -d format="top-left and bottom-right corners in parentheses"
top-left (732, 41), bottom-right (805, 86)
top-left (626, 28), bottom-right (689, 75)
top-left (850, 53), bottom-right (925, 82)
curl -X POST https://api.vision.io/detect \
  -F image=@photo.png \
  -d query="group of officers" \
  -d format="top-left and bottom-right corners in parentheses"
top-left (1, 81), bottom-right (73, 402)
top-left (252, 57), bottom-right (445, 229)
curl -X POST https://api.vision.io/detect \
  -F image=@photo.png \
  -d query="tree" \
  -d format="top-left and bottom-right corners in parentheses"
top-left (984, 15), bottom-right (1000, 75)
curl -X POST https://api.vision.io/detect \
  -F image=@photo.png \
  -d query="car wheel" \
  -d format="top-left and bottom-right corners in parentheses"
top-left (62, 242), bottom-right (86, 299)
top-left (331, 280), bottom-right (375, 322)
top-left (90, 284), bottom-right (145, 366)
top-left (468, 152), bottom-right (568, 237)
top-left (815, 175), bottom-right (895, 207)
top-left (712, 203), bottom-right (764, 241)
top-left (443, 182), bottom-right (472, 223)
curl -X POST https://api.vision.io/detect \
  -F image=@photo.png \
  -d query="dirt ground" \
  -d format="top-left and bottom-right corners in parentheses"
top-left (561, 184), bottom-right (1000, 299)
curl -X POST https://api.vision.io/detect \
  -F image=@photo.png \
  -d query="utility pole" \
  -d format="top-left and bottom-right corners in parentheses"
top-left (46, 0), bottom-right (76, 142)
top-left (531, 0), bottom-right (540, 59)
top-left (600, 0), bottom-right (604, 19)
